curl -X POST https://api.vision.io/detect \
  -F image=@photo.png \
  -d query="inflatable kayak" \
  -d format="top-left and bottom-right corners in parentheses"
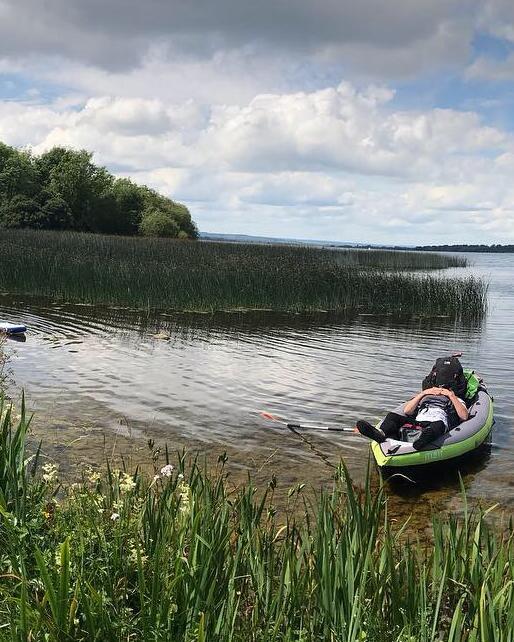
top-left (371, 370), bottom-right (493, 470)
top-left (0, 322), bottom-right (27, 335)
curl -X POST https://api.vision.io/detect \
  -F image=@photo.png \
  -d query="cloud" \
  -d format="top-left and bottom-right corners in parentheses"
top-left (463, 0), bottom-right (514, 81)
top-left (477, 0), bottom-right (514, 43)
top-left (466, 53), bottom-right (514, 81)
top-left (1, 76), bottom-right (514, 243)
top-left (0, 0), bottom-right (476, 79)
top-left (3, 2), bottom-right (514, 244)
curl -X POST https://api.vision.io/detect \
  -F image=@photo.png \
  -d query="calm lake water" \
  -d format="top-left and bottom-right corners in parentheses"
top-left (1, 252), bottom-right (513, 523)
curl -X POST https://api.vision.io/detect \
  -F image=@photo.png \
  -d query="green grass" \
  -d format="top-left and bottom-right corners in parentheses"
top-left (0, 398), bottom-right (513, 641)
top-left (0, 229), bottom-right (484, 318)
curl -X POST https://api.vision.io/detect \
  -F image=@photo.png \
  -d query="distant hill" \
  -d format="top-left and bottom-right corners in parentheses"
top-left (200, 232), bottom-right (367, 248)
top-left (201, 234), bottom-right (514, 254)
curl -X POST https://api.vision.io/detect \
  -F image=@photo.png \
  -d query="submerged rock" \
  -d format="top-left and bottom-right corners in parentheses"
top-left (153, 331), bottom-right (171, 340)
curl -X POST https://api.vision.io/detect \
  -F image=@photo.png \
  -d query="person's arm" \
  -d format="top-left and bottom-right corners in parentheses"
top-left (403, 387), bottom-right (440, 415)
top-left (440, 389), bottom-right (469, 421)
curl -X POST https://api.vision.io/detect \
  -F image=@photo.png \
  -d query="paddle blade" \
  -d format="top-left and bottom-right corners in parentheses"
top-left (260, 411), bottom-right (279, 422)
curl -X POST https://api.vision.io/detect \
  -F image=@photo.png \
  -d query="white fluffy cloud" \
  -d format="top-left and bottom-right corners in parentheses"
top-left (1, 80), bottom-right (513, 244)
top-left (4, 1), bottom-right (514, 244)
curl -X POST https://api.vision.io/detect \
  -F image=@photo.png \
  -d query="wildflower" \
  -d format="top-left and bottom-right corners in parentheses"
top-left (129, 546), bottom-right (148, 565)
top-left (42, 510), bottom-right (51, 519)
top-left (177, 473), bottom-right (184, 480)
top-left (110, 512), bottom-right (120, 521)
top-left (42, 463), bottom-right (58, 484)
top-left (160, 464), bottom-right (174, 477)
top-left (178, 480), bottom-right (191, 517)
top-left (54, 542), bottom-right (66, 568)
top-left (85, 466), bottom-right (101, 484)
top-left (119, 473), bottom-right (136, 493)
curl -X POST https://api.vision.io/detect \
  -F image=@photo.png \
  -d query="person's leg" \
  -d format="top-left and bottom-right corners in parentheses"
top-left (412, 421), bottom-right (446, 451)
top-left (355, 419), bottom-right (386, 444)
top-left (356, 420), bottom-right (385, 442)
top-left (380, 412), bottom-right (409, 438)
top-left (356, 412), bottom-right (406, 443)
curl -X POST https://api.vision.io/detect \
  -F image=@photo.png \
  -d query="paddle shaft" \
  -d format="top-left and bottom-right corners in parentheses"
top-left (287, 422), bottom-right (354, 432)
top-left (260, 412), bottom-right (356, 433)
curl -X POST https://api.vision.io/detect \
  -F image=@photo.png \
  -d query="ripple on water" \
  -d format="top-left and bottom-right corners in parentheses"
top-left (1, 252), bottom-right (514, 520)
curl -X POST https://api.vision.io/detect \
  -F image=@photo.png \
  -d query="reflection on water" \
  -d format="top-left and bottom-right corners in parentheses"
top-left (1, 253), bottom-right (513, 521)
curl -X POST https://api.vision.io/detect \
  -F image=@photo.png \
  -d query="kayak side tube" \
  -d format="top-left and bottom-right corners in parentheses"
top-left (371, 390), bottom-right (494, 468)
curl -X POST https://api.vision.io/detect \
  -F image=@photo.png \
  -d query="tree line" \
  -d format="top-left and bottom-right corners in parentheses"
top-left (0, 142), bottom-right (198, 238)
top-left (415, 244), bottom-right (514, 253)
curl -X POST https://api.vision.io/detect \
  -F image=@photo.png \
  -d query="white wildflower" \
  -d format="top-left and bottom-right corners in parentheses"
top-left (160, 464), bottom-right (174, 477)
top-left (178, 480), bottom-right (191, 517)
top-left (110, 512), bottom-right (120, 521)
top-left (85, 466), bottom-right (101, 484)
top-left (42, 463), bottom-right (59, 484)
top-left (129, 546), bottom-right (148, 565)
top-left (177, 473), bottom-right (184, 480)
top-left (119, 473), bottom-right (136, 493)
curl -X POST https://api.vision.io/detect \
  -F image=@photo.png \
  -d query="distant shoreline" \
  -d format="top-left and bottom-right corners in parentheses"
top-left (201, 233), bottom-right (514, 253)
top-left (413, 244), bottom-right (514, 253)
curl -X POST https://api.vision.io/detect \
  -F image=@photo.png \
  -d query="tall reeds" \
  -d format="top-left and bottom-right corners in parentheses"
top-left (0, 403), bottom-right (513, 641)
top-left (0, 230), bottom-right (485, 318)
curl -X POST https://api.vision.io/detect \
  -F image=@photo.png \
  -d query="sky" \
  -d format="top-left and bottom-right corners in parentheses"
top-left (2, 1), bottom-right (514, 244)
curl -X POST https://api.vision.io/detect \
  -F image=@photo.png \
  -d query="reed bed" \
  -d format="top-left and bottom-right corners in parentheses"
top-left (328, 246), bottom-right (467, 269)
top-left (0, 399), bottom-right (513, 641)
top-left (0, 230), bottom-right (483, 318)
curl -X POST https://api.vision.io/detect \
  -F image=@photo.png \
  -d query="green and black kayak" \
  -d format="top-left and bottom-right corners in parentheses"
top-left (371, 370), bottom-right (494, 470)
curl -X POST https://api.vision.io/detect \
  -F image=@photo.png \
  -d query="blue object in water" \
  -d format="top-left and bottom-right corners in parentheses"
top-left (0, 322), bottom-right (27, 335)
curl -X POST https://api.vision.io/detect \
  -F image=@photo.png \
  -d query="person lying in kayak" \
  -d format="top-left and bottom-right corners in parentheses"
top-left (356, 386), bottom-right (469, 450)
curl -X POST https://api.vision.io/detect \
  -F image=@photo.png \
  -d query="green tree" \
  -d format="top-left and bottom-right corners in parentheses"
top-left (38, 148), bottom-right (113, 231)
top-left (0, 194), bottom-right (44, 228)
top-left (139, 209), bottom-right (180, 237)
top-left (140, 187), bottom-right (198, 238)
top-left (0, 141), bottom-right (198, 238)
top-left (109, 178), bottom-right (145, 234)
top-left (0, 144), bottom-right (39, 200)
top-left (38, 194), bottom-right (72, 230)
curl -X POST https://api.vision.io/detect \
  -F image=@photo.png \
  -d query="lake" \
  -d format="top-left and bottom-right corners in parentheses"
top-left (1, 252), bottom-right (513, 523)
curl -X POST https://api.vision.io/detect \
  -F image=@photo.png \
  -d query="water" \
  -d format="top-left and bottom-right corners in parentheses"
top-left (1, 252), bottom-right (513, 520)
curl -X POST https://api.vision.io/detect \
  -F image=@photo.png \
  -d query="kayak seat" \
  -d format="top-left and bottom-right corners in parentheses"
top-left (398, 424), bottom-right (421, 443)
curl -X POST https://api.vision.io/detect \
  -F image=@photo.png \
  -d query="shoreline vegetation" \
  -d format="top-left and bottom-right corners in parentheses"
top-left (0, 230), bottom-right (487, 318)
top-left (0, 142), bottom-right (198, 239)
top-left (0, 399), bottom-right (512, 641)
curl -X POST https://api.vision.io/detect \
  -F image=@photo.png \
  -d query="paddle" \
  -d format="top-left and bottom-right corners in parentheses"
top-left (260, 411), bottom-right (358, 433)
